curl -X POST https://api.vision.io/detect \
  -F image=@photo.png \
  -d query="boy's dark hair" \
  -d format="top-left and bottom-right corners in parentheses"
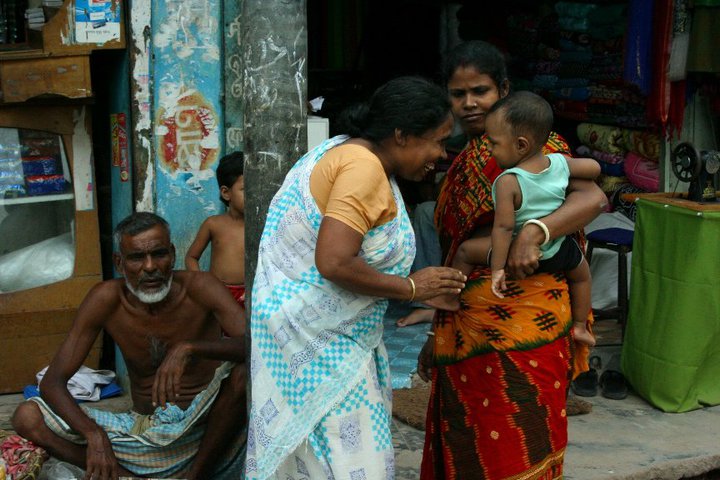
top-left (113, 212), bottom-right (170, 251)
top-left (216, 152), bottom-right (244, 206)
top-left (488, 91), bottom-right (553, 147)
top-left (336, 76), bottom-right (450, 142)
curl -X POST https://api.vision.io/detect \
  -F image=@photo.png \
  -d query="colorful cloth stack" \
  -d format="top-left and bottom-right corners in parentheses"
top-left (576, 123), bottom-right (661, 220)
top-left (0, 430), bottom-right (48, 480)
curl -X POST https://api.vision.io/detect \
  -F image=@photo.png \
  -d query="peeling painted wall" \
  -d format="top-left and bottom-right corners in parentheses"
top-left (129, 0), bottom-right (154, 212)
top-left (152, 0), bottom-right (224, 266)
top-left (72, 107), bottom-right (95, 212)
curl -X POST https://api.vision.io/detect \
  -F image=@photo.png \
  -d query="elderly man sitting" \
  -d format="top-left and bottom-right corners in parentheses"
top-left (12, 212), bottom-right (247, 480)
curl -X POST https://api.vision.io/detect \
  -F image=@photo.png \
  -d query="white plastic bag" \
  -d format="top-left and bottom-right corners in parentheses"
top-left (0, 232), bottom-right (74, 292)
top-left (44, 461), bottom-right (85, 480)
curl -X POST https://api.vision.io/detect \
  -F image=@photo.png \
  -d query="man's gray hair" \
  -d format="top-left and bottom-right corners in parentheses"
top-left (113, 212), bottom-right (170, 251)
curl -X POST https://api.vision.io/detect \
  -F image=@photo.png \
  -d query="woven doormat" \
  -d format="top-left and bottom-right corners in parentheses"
top-left (392, 384), bottom-right (591, 431)
top-left (392, 381), bottom-right (431, 430)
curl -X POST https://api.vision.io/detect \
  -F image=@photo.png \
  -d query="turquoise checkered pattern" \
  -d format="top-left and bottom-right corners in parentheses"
top-left (246, 136), bottom-right (413, 479)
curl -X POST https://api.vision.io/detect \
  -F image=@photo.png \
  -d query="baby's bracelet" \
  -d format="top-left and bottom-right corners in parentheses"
top-left (407, 277), bottom-right (416, 302)
top-left (523, 219), bottom-right (551, 246)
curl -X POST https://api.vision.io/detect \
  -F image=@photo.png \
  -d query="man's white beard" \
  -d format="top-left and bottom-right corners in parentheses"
top-left (126, 274), bottom-right (173, 304)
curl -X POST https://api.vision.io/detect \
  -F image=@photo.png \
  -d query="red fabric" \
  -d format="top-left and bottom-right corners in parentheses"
top-left (421, 338), bottom-right (571, 480)
top-left (647, 0), bottom-right (674, 130)
top-left (667, 80), bottom-right (687, 137)
top-left (1, 434), bottom-right (47, 478)
top-left (225, 283), bottom-right (246, 308)
top-left (423, 132), bottom-right (590, 479)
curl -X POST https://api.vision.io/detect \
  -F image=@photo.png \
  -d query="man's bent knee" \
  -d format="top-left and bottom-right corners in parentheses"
top-left (11, 401), bottom-right (44, 441)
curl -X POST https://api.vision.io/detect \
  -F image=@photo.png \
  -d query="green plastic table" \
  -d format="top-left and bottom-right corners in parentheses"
top-left (621, 197), bottom-right (720, 412)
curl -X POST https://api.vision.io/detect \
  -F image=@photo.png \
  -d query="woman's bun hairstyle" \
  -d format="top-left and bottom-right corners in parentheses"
top-left (336, 102), bottom-right (370, 138)
top-left (337, 76), bottom-right (450, 142)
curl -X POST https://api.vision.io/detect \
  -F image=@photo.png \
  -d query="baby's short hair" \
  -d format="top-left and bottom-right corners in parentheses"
top-left (488, 91), bottom-right (553, 147)
top-left (216, 152), bottom-right (244, 206)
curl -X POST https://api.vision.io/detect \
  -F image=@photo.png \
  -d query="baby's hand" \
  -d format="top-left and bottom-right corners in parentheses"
top-left (491, 269), bottom-right (507, 298)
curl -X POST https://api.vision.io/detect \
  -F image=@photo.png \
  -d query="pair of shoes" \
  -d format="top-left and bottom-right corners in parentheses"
top-left (572, 370), bottom-right (598, 396)
top-left (599, 370), bottom-right (628, 400)
top-left (571, 355), bottom-right (601, 397)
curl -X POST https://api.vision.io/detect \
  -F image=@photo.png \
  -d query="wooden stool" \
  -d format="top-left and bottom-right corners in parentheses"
top-left (585, 228), bottom-right (634, 339)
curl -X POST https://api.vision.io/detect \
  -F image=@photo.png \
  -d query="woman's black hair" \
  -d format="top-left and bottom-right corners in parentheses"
top-left (442, 40), bottom-right (508, 90)
top-left (336, 76), bottom-right (450, 142)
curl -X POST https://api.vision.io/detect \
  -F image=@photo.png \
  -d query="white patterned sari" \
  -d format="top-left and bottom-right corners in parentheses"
top-left (245, 136), bottom-right (415, 480)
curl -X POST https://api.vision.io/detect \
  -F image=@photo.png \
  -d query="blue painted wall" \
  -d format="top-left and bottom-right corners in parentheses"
top-left (152, 0), bottom-right (225, 268)
top-left (110, 49), bottom-right (133, 232)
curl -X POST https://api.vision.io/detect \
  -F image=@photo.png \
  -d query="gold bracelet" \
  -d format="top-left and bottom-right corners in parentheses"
top-left (407, 277), bottom-right (416, 302)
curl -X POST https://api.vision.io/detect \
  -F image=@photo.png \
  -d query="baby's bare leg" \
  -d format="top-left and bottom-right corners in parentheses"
top-left (566, 259), bottom-right (595, 347)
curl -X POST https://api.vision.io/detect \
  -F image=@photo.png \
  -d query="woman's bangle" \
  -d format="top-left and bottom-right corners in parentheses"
top-left (523, 219), bottom-right (551, 246)
top-left (426, 331), bottom-right (435, 337)
top-left (407, 277), bottom-right (416, 302)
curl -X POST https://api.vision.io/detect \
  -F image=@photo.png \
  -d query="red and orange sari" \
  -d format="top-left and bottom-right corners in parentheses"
top-left (420, 133), bottom-right (591, 480)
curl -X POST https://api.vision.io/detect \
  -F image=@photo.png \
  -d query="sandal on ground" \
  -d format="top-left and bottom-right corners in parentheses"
top-left (571, 369), bottom-right (598, 397)
top-left (599, 370), bottom-right (628, 400)
top-left (571, 355), bottom-right (601, 397)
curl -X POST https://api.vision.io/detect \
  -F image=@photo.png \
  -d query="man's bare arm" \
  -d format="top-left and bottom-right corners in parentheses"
top-left (153, 272), bottom-right (246, 407)
top-left (39, 282), bottom-right (122, 478)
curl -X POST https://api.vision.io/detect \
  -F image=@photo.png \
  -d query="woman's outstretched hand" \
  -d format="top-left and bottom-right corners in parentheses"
top-left (410, 267), bottom-right (466, 302)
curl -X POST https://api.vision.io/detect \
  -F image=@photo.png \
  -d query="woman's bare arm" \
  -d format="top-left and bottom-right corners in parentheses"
top-left (316, 217), bottom-right (465, 301)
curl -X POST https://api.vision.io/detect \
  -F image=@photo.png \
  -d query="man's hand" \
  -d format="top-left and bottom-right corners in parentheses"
top-left (84, 430), bottom-right (120, 480)
top-left (153, 342), bottom-right (192, 408)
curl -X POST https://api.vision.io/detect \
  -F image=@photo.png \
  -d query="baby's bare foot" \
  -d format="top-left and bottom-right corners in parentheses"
top-left (573, 325), bottom-right (596, 347)
top-left (396, 308), bottom-right (435, 327)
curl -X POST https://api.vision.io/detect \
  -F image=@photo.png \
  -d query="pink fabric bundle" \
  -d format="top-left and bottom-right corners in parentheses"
top-left (1, 434), bottom-right (47, 478)
top-left (624, 152), bottom-right (660, 192)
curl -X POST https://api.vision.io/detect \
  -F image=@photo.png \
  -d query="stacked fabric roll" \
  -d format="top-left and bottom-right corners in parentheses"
top-left (507, 1), bottom-right (649, 129)
top-left (576, 123), bottom-right (661, 220)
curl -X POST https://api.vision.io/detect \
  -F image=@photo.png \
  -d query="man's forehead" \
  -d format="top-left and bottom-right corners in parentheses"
top-left (120, 226), bottom-right (171, 251)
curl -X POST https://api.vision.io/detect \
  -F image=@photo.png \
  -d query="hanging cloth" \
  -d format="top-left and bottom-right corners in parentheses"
top-left (646, 0), bottom-right (673, 130)
top-left (624, 0), bottom-right (654, 95)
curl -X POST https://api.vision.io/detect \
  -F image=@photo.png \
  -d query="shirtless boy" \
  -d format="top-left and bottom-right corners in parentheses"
top-left (186, 152), bottom-right (246, 306)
